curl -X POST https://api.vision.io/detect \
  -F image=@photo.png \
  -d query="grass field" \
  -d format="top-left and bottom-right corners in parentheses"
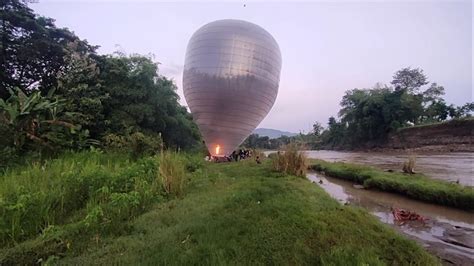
top-left (309, 159), bottom-right (474, 211)
top-left (1, 152), bottom-right (438, 265)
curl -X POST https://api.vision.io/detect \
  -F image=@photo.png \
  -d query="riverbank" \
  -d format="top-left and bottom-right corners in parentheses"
top-left (0, 152), bottom-right (437, 264)
top-left (324, 118), bottom-right (474, 152)
top-left (308, 172), bottom-right (474, 266)
top-left (309, 159), bottom-right (474, 210)
top-left (386, 118), bottom-right (474, 152)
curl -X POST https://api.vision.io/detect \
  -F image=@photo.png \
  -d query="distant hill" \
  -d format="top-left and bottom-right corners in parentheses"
top-left (253, 128), bottom-right (297, 139)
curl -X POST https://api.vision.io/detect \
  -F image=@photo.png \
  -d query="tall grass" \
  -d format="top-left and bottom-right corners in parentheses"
top-left (0, 150), bottom-right (199, 250)
top-left (159, 151), bottom-right (186, 197)
top-left (402, 155), bottom-right (416, 174)
top-left (0, 151), bottom-right (161, 247)
top-left (271, 144), bottom-right (307, 177)
top-left (252, 149), bottom-right (266, 161)
top-left (310, 159), bottom-right (474, 210)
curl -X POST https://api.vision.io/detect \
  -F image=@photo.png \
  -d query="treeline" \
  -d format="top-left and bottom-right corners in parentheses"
top-left (244, 67), bottom-right (473, 150)
top-left (320, 67), bottom-right (473, 149)
top-left (0, 0), bottom-right (201, 164)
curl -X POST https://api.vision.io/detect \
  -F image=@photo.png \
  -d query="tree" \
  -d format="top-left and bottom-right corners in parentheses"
top-left (242, 134), bottom-right (259, 148)
top-left (321, 116), bottom-right (347, 147)
top-left (337, 81), bottom-right (426, 144)
top-left (460, 102), bottom-right (474, 117)
top-left (97, 54), bottom-right (200, 149)
top-left (448, 102), bottom-right (474, 119)
top-left (428, 101), bottom-right (449, 121)
top-left (55, 41), bottom-right (108, 139)
top-left (312, 122), bottom-right (323, 136)
top-left (422, 83), bottom-right (448, 122)
top-left (423, 83), bottom-right (445, 103)
top-left (0, 0), bottom-right (96, 99)
top-left (391, 67), bottom-right (428, 92)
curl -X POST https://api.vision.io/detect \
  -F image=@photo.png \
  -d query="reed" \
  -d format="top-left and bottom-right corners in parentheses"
top-left (159, 151), bottom-right (186, 197)
top-left (402, 155), bottom-right (416, 174)
top-left (272, 144), bottom-right (307, 177)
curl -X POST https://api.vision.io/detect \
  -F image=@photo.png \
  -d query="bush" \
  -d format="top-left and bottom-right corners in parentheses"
top-left (272, 144), bottom-right (307, 177)
top-left (0, 147), bottom-right (18, 169)
top-left (129, 132), bottom-right (162, 159)
top-left (103, 133), bottom-right (129, 150)
top-left (103, 132), bottom-right (162, 158)
top-left (183, 153), bottom-right (204, 172)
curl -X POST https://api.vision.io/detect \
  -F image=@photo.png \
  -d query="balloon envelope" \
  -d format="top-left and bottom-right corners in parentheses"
top-left (183, 19), bottom-right (281, 156)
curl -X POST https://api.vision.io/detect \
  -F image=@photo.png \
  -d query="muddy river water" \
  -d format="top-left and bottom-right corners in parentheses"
top-left (304, 150), bottom-right (473, 186)
top-left (307, 172), bottom-right (474, 265)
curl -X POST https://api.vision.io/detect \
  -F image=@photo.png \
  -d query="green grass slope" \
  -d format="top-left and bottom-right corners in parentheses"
top-left (58, 159), bottom-right (437, 265)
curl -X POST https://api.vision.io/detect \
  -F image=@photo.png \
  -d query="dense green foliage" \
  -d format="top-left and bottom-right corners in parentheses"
top-left (0, 0), bottom-right (201, 162)
top-left (309, 160), bottom-right (474, 210)
top-left (0, 153), bottom-right (437, 264)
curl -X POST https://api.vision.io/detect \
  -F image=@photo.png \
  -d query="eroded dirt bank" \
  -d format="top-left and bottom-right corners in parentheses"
top-left (385, 119), bottom-right (473, 152)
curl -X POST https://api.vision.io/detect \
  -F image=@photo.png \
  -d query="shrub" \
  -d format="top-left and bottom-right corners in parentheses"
top-left (129, 132), bottom-right (162, 159)
top-left (103, 133), bottom-right (129, 151)
top-left (272, 144), bottom-right (307, 177)
top-left (183, 153), bottom-right (204, 172)
top-left (0, 147), bottom-right (18, 169)
top-left (103, 132), bottom-right (162, 158)
top-left (402, 155), bottom-right (416, 174)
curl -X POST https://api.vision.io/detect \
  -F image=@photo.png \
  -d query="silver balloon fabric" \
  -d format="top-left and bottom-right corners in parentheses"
top-left (183, 19), bottom-right (281, 156)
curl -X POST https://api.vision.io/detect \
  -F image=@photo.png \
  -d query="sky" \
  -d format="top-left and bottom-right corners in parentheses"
top-left (31, 0), bottom-right (472, 133)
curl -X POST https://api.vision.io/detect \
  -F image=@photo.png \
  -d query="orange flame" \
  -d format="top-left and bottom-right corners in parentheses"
top-left (215, 145), bottom-right (220, 155)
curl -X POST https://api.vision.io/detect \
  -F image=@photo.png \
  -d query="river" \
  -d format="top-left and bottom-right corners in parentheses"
top-left (303, 150), bottom-right (473, 186)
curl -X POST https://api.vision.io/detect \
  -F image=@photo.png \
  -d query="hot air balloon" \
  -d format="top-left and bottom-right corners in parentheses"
top-left (183, 19), bottom-right (282, 157)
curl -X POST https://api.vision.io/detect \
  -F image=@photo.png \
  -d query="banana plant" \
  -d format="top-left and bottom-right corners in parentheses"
top-left (0, 88), bottom-right (74, 150)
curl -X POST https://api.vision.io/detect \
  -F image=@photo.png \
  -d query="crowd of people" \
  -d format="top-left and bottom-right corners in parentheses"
top-left (230, 149), bottom-right (252, 161)
top-left (205, 149), bottom-right (261, 164)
